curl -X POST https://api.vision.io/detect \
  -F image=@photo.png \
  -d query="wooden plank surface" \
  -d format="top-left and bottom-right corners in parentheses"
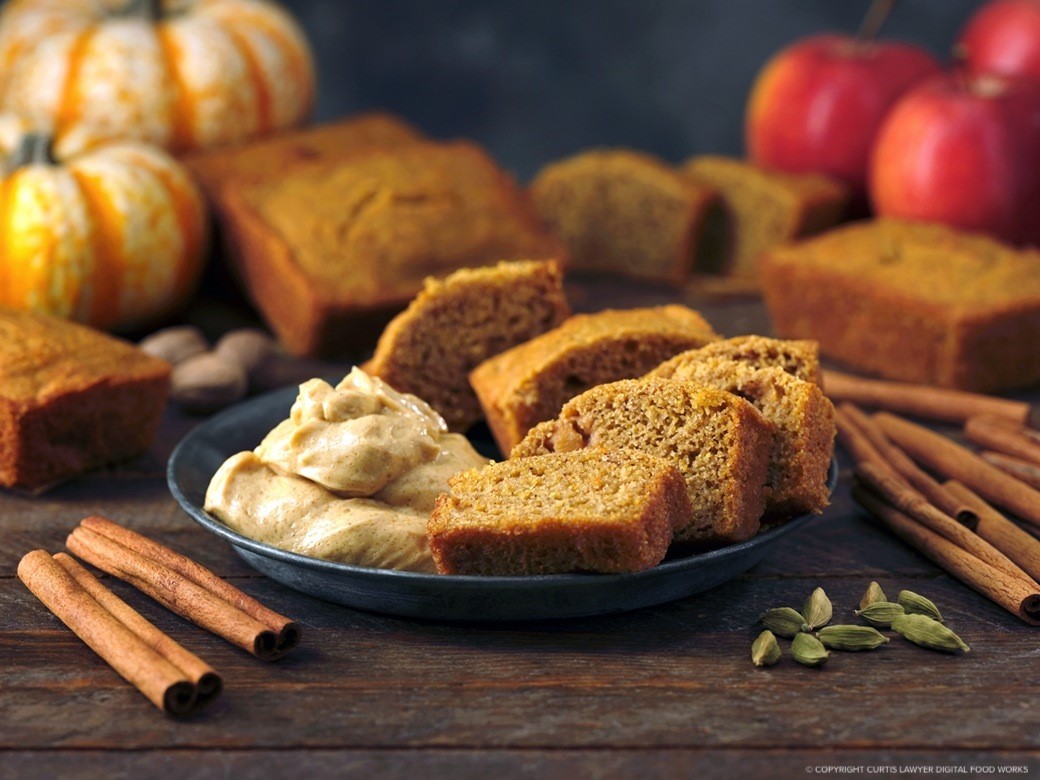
top-left (3, 291), bottom-right (1039, 778)
top-left (1, 750), bottom-right (1038, 780)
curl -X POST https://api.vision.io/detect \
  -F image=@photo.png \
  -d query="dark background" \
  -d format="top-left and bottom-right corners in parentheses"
top-left (285, 0), bottom-right (980, 181)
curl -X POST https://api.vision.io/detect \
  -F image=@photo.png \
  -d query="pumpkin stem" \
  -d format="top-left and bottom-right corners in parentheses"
top-left (117, 0), bottom-right (163, 21)
top-left (4, 133), bottom-right (56, 173)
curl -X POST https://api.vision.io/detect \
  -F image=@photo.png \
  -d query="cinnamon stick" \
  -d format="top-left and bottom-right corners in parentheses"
top-left (965, 415), bottom-right (1040, 466)
top-left (823, 370), bottom-right (1034, 426)
top-left (53, 553), bottom-right (222, 709)
top-left (80, 517), bottom-right (299, 646)
top-left (855, 462), bottom-right (1035, 588)
top-left (875, 412), bottom-right (1040, 529)
top-left (835, 406), bottom-right (903, 480)
top-left (852, 487), bottom-right (1040, 625)
top-left (67, 517), bottom-right (300, 661)
top-left (980, 451), bottom-right (1040, 490)
top-left (943, 481), bottom-right (1040, 586)
top-left (17, 550), bottom-right (199, 716)
top-left (841, 403), bottom-right (977, 525)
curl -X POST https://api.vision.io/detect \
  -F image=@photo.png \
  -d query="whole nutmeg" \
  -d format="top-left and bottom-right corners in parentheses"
top-left (214, 329), bottom-right (277, 377)
top-left (171, 353), bottom-right (248, 414)
top-left (139, 326), bottom-right (209, 366)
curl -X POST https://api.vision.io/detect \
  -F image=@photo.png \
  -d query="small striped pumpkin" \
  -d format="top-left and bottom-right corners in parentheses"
top-left (0, 115), bottom-right (207, 330)
top-left (0, 0), bottom-right (315, 156)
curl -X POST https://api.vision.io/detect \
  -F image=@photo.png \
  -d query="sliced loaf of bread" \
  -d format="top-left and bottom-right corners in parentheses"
top-left (510, 378), bottom-right (775, 544)
top-left (649, 356), bottom-right (834, 517)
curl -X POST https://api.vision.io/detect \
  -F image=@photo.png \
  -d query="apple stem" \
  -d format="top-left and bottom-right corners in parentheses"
top-left (856, 0), bottom-right (897, 43)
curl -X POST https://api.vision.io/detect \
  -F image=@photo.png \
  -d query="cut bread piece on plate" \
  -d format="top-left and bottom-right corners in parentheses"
top-left (428, 447), bottom-right (691, 575)
top-left (365, 259), bottom-right (569, 431)
top-left (649, 356), bottom-right (834, 517)
top-left (470, 304), bottom-right (720, 454)
top-left (511, 378), bottom-right (775, 545)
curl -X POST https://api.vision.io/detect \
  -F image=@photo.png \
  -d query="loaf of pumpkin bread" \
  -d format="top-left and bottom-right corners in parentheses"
top-left (0, 308), bottom-right (170, 490)
top-left (365, 260), bottom-right (569, 432)
top-left (760, 219), bottom-right (1040, 391)
top-left (530, 148), bottom-right (720, 284)
top-left (428, 448), bottom-right (692, 575)
top-left (511, 378), bottom-right (775, 545)
top-left (218, 139), bottom-right (565, 356)
top-left (183, 111), bottom-right (424, 203)
top-left (469, 305), bottom-right (720, 454)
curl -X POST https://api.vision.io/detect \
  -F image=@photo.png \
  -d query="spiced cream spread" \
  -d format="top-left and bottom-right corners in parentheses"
top-left (204, 368), bottom-right (489, 572)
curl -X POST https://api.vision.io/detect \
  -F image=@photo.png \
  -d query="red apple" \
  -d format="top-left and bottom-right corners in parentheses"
top-left (869, 73), bottom-right (1040, 245)
top-left (959, 0), bottom-right (1040, 83)
top-left (746, 34), bottom-right (941, 198)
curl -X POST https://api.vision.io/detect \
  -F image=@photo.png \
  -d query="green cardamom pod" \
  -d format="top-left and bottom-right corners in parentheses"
top-left (751, 630), bottom-right (781, 667)
top-left (891, 613), bottom-right (969, 653)
top-left (859, 581), bottom-right (887, 610)
top-left (817, 625), bottom-right (889, 651)
top-left (854, 600), bottom-right (905, 628)
top-left (802, 586), bottom-right (833, 630)
top-left (759, 607), bottom-right (809, 638)
top-left (897, 590), bottom-right (944, 623)
top-left (791, 632), bottom-right (829, 667)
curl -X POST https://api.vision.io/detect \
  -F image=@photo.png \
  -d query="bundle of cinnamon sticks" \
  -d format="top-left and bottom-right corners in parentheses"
top-left (829, 371), bottom-right (1040, 625)
top-left (18, 516), bottom-right (301, 717)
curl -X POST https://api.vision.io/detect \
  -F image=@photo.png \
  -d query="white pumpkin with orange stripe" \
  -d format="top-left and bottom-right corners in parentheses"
top-left (0, 0), bottom-right (315, 156)
top-left (0, 114), bottom-right (207, 330)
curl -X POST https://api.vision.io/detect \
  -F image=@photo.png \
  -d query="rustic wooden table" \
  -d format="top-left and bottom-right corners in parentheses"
top-left (3, 287), bottom-right (1039, 779)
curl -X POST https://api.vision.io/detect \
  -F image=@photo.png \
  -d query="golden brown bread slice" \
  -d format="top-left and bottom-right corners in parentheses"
top-left (427, 448), bottom-right (692, 575)
top-left (469, 305), bottom-right (720, 454)
top-left (656, 335), bottom-right (821, 385)
top-left (364, 260), bottom-right (569, 432)
top-left (679, 155), bottom-right (848, 278)
top-left (510, 378), bottom-right (775, 544)
top-left (530, 148), bottom-right (720, 284)
top-left (648, 356), bottom-right (834, 517)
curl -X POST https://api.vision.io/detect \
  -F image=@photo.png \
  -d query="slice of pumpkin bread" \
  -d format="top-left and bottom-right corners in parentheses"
top-left (510, 378), bottom-right (775, 544)
top-left (365, 260), bottom-right (569, 431)
top-left (530, 148), bottom-right (720, 284)
top-left (657, 335), bottom-right (821, 385)
top-left (428, 448), bottom-right (691, 575)
top-left (469, 304), bottom-right (720, 454)
top-left (648, 356), bottom-right (834, 517)
top-left (680, 155), bottom-right (848, 278)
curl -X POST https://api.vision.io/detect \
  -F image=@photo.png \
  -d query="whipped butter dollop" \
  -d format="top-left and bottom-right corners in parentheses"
top-left (204, 368), bottom-right (489, 572)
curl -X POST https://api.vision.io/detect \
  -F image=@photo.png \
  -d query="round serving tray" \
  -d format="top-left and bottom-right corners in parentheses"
top-left (168, 385), bottom-right (838, 622)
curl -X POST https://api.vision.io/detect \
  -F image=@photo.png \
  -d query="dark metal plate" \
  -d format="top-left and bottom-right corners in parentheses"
top-left (168, 385), bottom-right (838, 622)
